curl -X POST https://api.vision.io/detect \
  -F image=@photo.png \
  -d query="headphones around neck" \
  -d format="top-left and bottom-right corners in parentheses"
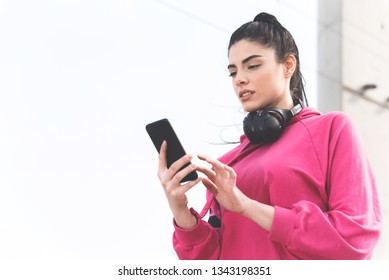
top-left (243, 100), bottom-right (304, 144)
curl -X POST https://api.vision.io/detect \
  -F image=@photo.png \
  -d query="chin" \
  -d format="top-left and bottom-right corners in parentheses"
top-left (243, 103), bottom-right (262, 113)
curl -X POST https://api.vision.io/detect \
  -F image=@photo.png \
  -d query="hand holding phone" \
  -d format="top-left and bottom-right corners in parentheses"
top-left (145, 118), bottom-right (198, 183)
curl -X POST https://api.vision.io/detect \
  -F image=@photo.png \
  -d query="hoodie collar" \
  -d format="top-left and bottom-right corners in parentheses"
top-left (288, 106), bottom-right (321, 125)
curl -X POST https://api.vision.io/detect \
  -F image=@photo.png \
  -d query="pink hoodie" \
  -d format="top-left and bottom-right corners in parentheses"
top-left (172, 107), bottom-right (382, 260)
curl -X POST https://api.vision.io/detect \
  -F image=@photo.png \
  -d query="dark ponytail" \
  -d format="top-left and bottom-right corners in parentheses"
top-left (228, 12), bottom-right (307, 105)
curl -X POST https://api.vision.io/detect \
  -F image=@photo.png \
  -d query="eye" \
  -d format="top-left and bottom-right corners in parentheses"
top-left (248, 64), bottom-right (261, 70)
top-left (228, 71), bottom-right (237, 77)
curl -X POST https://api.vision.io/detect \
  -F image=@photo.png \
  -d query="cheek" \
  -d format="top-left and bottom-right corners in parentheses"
top-left (273, 66), bottom-right (287, 82)
top-left (263, 68), bottom-right (285, 88)
top-left (253, 71), bottom-right (273, 88)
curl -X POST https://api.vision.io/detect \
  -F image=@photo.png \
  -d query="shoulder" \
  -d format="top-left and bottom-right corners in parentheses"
top-left (299, 110), bottom-right (362, 150)
top-left (321, 111), bottom-right (353, 125)
top-left (298, 108), bottom-right (356, 133)
top-left (317, 111), bottom-right (357, 135)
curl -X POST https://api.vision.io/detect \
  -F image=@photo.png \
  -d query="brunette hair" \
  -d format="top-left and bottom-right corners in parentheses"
top-left (228, 12), bottom-right (307, 105)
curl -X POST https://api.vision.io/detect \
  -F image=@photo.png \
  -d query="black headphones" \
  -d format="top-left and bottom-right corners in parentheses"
top-left (243, 100), bottom-right (304, 144)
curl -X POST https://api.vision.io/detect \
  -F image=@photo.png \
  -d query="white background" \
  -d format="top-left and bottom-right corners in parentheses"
top-left (0, 0), bottom-right (317, 260)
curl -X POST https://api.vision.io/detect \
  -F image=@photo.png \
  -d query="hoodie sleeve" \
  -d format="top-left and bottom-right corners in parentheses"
top-left (269, 113), bottom-right (382, 259)
top-left (172, 208), bottom-right (220, 260)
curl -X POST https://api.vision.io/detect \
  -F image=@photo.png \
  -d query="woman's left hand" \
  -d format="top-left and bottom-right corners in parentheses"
top-left (196, 154), bottom-right (252, 215)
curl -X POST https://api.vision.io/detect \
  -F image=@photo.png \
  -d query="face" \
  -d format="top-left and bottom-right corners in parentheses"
top-left (227, 39), bottom-right (294, 112)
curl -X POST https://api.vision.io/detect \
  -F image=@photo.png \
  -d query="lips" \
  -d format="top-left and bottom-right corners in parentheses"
top-left (239, 89), bottom-right (255, 100)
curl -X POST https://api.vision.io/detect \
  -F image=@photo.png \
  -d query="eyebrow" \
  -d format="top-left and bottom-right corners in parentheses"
top-left (227, 54), bottom-right (263, 69)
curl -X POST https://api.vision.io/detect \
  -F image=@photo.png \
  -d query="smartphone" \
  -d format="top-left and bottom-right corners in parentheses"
top-left (145, 118), bottom-right (198, 183)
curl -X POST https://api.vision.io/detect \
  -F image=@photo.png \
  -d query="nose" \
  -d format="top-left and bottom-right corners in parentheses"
top-left (234, 72), bottom-right (248, 87)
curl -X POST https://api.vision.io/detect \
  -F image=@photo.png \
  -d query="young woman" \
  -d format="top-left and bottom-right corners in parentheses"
top-left (157, 12), bottom-right (382, 259)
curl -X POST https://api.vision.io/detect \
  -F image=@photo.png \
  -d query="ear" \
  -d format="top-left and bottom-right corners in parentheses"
top-left (284, 54), bottom-right (296, 78)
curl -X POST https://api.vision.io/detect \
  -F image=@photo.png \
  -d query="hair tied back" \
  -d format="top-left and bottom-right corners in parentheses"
top-left (253, 12), bottom-right (280, 25)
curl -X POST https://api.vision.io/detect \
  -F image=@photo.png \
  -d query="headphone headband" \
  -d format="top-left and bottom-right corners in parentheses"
top-left (288, 101), bottom-right (303, 118)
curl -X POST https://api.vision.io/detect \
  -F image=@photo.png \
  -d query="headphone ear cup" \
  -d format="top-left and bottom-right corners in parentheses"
top-left (243, 109), bottom-right (286, 143)
top-left (243, 112), bottom-right (258, 143)
top-left (243, 102), bottom-right (303, 144)
top-left (263, 110), bottom-right (286, 141)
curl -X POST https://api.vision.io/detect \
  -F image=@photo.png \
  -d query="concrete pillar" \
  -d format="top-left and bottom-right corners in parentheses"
top-left (317, 0), bottom-right (342, 113)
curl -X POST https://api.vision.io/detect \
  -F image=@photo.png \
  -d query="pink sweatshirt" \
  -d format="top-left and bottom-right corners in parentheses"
top-left (172, 107), bottom-right (382, 259)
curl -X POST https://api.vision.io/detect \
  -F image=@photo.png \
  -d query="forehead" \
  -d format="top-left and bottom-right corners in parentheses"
top-left (228, 40), bottom-right (275, 63)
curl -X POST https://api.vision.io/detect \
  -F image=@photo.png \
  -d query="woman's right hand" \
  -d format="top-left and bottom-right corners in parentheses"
top-left (157, 141), bottom-right (201, 229)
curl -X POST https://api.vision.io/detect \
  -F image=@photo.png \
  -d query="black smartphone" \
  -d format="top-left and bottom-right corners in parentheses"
top-left (145, 118), bottom-right (198, 183)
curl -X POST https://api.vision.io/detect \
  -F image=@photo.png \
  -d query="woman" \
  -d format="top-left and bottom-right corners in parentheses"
top-left (157, 12), bottom-right (382, 259)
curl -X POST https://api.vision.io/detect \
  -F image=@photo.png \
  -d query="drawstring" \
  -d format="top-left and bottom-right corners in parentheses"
top-left (199, 195), bottom-right (215, 219)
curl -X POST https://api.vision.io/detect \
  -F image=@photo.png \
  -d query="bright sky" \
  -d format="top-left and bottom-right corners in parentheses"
top-left (0, 0), bottom-right (317, 260)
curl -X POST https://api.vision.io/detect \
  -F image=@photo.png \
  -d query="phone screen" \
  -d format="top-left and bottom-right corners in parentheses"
top-left (145, 118), bottom-right (198, 183)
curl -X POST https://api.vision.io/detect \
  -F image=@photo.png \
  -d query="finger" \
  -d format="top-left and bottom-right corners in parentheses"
top-left (158, 140), bottom-right (168, 171)
top-left (180, 177), bottom-right (202, 194)
top-left (223, 165), bottom-right (237, 179)
top-left (172, 162), bottom-right (197, 184)
top-left (201, 177), bottom-right (219, 197)
top-left (168, 154), bottom-right (194, 179)
top-left (198, 154), bottom-right (228, 175)
top-left (196, 165), bottom-right (216, 180)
